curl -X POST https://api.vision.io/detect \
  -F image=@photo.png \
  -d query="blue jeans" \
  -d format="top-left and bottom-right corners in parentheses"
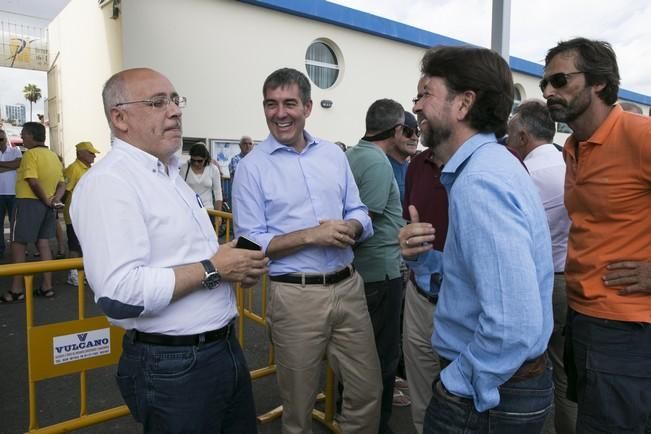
top-left (568, 309), bottom-right (651, 434)
top-left (424, 359), bottom-right (553, 434)
top-left (116, 330), bottom-right (257, 434)
top-left (0, 194), bottom-right (15, 252)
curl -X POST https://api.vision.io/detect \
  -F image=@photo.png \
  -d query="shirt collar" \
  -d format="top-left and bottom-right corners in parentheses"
top-left (566, 104), bottom-right (621, 151)
top-left (523, 143), bottom-right (557, 162)
top-left (442, 132), bottom-right (496, 176)
top-left (113, 137), bottom-right (181, 175)
top-left (257, 131), bottom-right (319, 155)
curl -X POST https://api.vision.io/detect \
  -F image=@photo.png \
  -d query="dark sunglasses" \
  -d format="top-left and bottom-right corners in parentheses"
top-left (539, 71), bottom-right (584, 93)
top-left (190, 158), bottom-right (205, 164)
top-left (402, 125), bottom-right (420, 139)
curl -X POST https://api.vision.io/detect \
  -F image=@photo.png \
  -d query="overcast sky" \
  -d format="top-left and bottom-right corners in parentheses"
top-left (331, 0), bottom-right (651, 96)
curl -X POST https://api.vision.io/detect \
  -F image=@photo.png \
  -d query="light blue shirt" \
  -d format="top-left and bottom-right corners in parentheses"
top-left (434, 133), bottom-right (553, 412)
top-left (232, 131), bottom-right (372, 275)
top-left (405, 250), bottom-right (443, 296)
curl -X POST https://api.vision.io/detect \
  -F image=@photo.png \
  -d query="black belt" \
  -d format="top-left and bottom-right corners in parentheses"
top-left (410, 275), bottom-right (438, 304)
top-left (270, 265), bottom-right (353, 285)
top-left (132, 323), bottom-right (232, 346)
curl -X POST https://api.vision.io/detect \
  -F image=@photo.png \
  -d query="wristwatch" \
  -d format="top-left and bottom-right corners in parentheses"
top-left (200, 260), bottom-right (221, 289)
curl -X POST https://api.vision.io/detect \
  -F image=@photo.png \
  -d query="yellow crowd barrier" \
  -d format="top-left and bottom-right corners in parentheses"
top-left (1, 210), bottom-right (339, 433)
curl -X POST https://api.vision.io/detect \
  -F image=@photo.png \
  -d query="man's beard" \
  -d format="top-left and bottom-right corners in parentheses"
top-left (421, 121), bottom-right (452, 150)
top-left (547, 87), bottom-right (592, 123)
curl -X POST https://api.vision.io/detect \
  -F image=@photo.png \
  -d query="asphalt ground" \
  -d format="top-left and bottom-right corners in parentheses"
top-left (0, 250), bottom-right (417, 434)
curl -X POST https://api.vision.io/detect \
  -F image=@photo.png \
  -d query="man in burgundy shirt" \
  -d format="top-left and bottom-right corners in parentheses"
top-left (399, 145), bottom-right (449, 433)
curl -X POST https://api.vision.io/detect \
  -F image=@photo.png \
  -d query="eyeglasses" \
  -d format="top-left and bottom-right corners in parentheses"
top-left (401, 124), bottom-right (420, 139)
top-left (115, 95), bottom-right (187, 110)
top-left (539, 72), bottom-right (584, 93)
top-left (190, 158), bottom-right (205, 165)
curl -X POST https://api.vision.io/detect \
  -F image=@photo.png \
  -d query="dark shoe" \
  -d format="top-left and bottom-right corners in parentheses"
top-left (33, 288), bottom-right (55, 298)
top-left (0, 291), bottom-right (25, 304)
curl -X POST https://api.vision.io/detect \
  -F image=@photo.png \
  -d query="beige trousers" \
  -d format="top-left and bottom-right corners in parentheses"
top-left (402, 280), bottom-right (440, 434)
top-left (268, 271), bottom-right (381, 434)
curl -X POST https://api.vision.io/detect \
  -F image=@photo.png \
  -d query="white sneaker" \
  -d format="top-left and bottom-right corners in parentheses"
top-left (66, 270), bottom-right (79, 286)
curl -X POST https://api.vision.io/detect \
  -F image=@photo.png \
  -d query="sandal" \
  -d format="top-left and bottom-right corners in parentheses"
top-left (1, 291), bottom-right (25, 304)
top-left (33, 288), bottom-right (55, 298)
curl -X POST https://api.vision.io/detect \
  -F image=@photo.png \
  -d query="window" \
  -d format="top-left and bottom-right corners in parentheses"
top-left (511, 84), bottom-right (524, 113)
top-left (305, 41), bottom-right (340, 89)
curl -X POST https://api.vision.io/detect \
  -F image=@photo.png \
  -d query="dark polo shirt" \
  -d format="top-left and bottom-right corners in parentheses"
top-left (403, 148), bottom-right (449, 251)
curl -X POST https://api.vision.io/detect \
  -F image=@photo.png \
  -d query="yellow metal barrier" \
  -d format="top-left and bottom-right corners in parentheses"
top-left (0, 258), bottom-right (129, 434)
top-left (3, 210), bottom-right (339, 433)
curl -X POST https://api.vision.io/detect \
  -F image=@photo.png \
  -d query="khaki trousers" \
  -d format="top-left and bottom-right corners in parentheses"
top-left (403, 280), bottom-right (440, 434)
top-left (268, 271), bottom-right (381, 434)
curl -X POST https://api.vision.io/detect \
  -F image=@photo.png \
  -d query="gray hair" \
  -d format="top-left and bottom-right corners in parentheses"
top-left (365, 99), bottom-right (405, 133)
top-left (511, 100), bottom-right (555, 143)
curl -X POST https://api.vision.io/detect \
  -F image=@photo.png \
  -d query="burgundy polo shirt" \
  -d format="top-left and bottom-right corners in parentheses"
top-left (403, 148), bottom-right (449, 251)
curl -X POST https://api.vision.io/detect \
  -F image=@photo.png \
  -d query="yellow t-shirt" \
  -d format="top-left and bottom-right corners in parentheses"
top-left (63, 159), bottom-right (90, 224)
top-left (15, 146), bottom-right (64, 200)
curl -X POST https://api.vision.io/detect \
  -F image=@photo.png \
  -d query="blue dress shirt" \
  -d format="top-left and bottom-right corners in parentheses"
top-left (232, 131), bottom-right (373, 275)
top-left (434, 133), bottom-right (553, 412)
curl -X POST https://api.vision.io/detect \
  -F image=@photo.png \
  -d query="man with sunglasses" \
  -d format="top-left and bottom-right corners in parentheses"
top-left (542, 38), bottom-right (651, 433)
top-left (346, 98), bottom-right (408, 434)
top-left (406, 45), bottom-right (554, 434)
top-left (386, 111), bottom-right (419, 204)
top-left (70, 68), bottom-right (268, 433)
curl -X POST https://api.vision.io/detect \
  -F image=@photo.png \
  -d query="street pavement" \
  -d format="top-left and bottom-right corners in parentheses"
top-left (0, 254), bottom-right (417, 434)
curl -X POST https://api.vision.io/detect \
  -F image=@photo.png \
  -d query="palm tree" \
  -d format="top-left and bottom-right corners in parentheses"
top-left (23, 84), bottom-right (42, 122)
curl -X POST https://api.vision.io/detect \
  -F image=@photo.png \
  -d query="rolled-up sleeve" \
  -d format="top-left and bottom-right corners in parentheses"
top-left (232, 160), bottom-right (275, 253)
top-left (342, 159), bottom-right (373, 242)
top-left (70, 173), bottom-right (175, 319)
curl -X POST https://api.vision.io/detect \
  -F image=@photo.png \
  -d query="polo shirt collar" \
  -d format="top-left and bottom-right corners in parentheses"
top-left (258, 131), bottom-right (319, 155)
top-left (566, 104), bottom-right (621, 152)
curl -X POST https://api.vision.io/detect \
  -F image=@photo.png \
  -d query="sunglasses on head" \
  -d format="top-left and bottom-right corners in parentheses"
top-left (539, 71), bottom-right (584, 93)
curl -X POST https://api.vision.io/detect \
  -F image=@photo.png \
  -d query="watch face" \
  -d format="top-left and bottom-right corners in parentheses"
top-left (203, 272), bottom-right (221, 289)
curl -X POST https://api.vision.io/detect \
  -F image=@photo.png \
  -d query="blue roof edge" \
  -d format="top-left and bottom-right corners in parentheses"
top-left (238, 0), bottom-right (651, 106)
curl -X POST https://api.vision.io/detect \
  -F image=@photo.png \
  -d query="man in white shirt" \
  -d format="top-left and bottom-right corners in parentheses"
top-left (70, 68), bottom-right (268, 434)
top-left (507, 99), bottom-right (575, 434)
top-left (0, 129), bottom-right (22, 257)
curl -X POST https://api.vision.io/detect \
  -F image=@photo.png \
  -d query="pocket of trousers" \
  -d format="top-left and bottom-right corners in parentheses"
top-left (116, 355), bottom-right (143, 422)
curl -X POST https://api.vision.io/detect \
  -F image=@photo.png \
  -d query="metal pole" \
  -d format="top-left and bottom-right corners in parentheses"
top-left (491, 0), bottom-right (511, 63)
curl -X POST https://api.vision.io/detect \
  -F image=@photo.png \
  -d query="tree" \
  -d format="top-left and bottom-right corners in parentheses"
top-left (23, 84), bottom-right (42, 122)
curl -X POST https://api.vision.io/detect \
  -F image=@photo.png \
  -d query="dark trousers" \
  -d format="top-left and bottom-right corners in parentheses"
top-left (424, 360), bottom-right (553, 434)
top-left (116, 330), bottom-right (257, 434)
top-left (566, 309), bottom-right (651, 434)
top-left (364, 276), bottom-right (403, 434)
top-left (0, 194), bottom-right (15, 253)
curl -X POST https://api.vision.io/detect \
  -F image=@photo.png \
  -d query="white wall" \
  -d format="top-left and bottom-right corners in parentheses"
top-left (47, 0), bottom-right (122, 164)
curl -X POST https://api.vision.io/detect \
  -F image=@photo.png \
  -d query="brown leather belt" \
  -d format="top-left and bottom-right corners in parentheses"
top-left (439, 353), bottom-right (547, 382)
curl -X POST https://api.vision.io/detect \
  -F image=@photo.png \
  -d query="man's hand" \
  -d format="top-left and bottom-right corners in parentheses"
top-left (399, 205), bottom-right (435, 260)
top-left (212, 240), bottom-right (268, 284)
top-left (603, 261), bottom-right (651, 295)
top-left (308, 220), bottom-right (357, 248)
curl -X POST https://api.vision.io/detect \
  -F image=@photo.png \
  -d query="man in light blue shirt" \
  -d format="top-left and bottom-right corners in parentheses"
top-left (403, 46), bottom-right (554, 434)
top-left (232, 68), bottom-right (381, 434)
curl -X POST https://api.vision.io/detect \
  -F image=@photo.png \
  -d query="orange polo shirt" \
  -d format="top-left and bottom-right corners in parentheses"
top-left (564, 104), bottom-right (651, 323)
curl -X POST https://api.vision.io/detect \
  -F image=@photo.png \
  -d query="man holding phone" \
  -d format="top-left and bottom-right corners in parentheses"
top-left (232, 68), bottom-right (381, 434)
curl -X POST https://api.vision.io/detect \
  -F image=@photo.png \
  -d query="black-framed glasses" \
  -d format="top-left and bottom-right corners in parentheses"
top-left (190, 158), bottom-right (205, 165)
top-left (412, 91), bottom-right (434, 105)
top-left (539, 72), bottom-right (584, 92)
top-left (115, 95), bottom-right (187, 110)
top-left (402, 124), bottom-right (420, 139)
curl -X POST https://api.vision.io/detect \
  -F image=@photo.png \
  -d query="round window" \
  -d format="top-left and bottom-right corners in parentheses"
top-left (305, 41), bottom-right (339, 89)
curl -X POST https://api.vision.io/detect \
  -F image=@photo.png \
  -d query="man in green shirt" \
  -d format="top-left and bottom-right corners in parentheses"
top-left (346, 99), bottom-right (407, 434)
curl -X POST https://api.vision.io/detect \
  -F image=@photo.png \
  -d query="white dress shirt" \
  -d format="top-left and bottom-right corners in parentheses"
top-left (70, 138), bottom-right (236, 334)
top-left (524, 144), bottom-right (571, 272)
top-left (0, 146), bottom-right (22, 195)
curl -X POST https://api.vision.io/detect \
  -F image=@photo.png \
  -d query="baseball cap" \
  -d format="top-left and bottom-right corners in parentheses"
top-left (76, 141), bottom-right (100, 154)
top-left (403, 111), bottom-right (418, 130)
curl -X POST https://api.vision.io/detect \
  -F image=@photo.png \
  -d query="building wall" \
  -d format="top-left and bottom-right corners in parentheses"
top-left (47, 0), bottom-right (122, 164)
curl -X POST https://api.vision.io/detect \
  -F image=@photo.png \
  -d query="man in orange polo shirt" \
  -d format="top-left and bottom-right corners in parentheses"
top-left (542, 37), bottom-right (651, 433)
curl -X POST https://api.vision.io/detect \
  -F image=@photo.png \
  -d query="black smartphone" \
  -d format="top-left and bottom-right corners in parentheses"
top-left (235, 236), bottom-right (262, 251)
